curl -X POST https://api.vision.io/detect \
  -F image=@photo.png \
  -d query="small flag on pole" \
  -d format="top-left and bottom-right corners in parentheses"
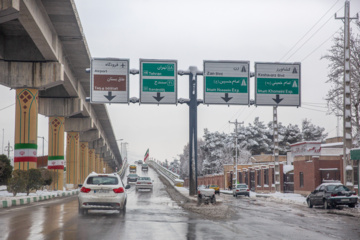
top-left (144, 149), bottom-right (149, 162)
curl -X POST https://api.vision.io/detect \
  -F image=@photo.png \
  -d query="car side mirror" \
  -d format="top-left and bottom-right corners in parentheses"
top-left (125, 185), bottom-right (131, 189)
top-left (78, 184), bottom-right (83, 188)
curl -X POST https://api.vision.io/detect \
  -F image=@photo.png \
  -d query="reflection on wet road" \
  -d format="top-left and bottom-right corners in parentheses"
top-left (0, 166), bottom-right (359, 240)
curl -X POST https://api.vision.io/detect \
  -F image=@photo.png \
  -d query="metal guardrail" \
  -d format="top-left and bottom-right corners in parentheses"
top-left (148, 160), bottom-right (182, 184)
top-left (117, 160), bottom-right (128, 178)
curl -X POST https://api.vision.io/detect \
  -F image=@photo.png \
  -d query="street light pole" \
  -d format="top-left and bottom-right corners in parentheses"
top-left (37, 136), bottom-right (44, 156)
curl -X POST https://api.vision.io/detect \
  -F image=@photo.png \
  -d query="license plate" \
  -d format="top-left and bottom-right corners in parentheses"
top-left (341, 199), bottom-right (349, 202)
top-left (95, 189), bottom-right (109, 194)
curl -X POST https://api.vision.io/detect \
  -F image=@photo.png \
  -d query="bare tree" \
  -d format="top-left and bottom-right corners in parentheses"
top-left (321, 22), bottom-right (360, 144)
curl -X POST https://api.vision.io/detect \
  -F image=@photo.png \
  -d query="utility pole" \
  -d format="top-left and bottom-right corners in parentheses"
top-left (273, 106), bottom-right (280, 192)
top-left (335, 1), bottom-right (358, 188)
top-left (5, 141), bottom-right (13, 159)
top-left (229, 119), bottom-right (243, 188)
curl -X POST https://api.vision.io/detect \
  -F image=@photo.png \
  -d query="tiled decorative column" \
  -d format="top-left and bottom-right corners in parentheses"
top-left (14, 89), bottom-right (38, 170)
top-left (48, 117), bottom-right (65, 190)
top-left (66, 132), bottom-right (80, 188)
top-left (79, 142), bottom-right (89, 183)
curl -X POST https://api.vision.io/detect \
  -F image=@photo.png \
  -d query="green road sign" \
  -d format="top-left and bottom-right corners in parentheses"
top-left (256, 78), bottom-right (299, 95)
top-left (142, 79), bottom-right (175, 92)
top-left (140, 59), bottom-right (177, 104)
top-left (142, 63), bottom-right (175, 77)
top-left (205, 77), bottom-right (248, 93)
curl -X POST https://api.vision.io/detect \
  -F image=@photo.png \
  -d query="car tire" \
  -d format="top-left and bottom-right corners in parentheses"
top-left (324, 199), bottom-right (330, 209)
top-left (211, 196), bottom-right (216, 205)
top-left (78, 205), bottom-right (84, 215)
top-left (197, 197), bottom-right (202, 206)
top-left (348, 203), bottom-right (356, 208)
top-left (307, 198), bottom-right (313, 208)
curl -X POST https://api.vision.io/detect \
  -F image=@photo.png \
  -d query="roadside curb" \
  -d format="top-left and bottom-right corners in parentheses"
top-left (0, 190), bottom-right (80, 209)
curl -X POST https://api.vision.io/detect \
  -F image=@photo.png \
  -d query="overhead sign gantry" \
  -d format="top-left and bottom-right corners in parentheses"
top-left (203, 61), bottom-right (250, 105)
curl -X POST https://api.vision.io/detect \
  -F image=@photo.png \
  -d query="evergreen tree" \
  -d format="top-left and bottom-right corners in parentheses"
top-left (302, 119), bottom-right (328, 141)
top-left (0, 154), bottom-right (13, 185)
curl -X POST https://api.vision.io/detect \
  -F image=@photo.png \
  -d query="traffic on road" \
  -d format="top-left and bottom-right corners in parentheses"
top-left (0, 163), bottom-right (359, 240)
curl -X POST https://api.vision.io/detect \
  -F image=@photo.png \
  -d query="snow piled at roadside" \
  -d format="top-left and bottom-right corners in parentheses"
top-left (0, 185), bottom-right (76, 200)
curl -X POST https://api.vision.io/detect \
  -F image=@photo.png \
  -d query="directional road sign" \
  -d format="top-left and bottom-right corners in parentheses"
top-left (203, 61), bottom-right (250, 105)
top-left (90, 58), bottom-right (129, 103)
top-left (140, 59), bottom-right (177, 104)
top-left (255, 62), bottom-right (301, 107)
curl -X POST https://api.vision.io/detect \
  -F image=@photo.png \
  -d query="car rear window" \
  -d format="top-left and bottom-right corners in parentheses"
top-left (142, 164), bottom-right (148, 166)
top-left (138, 177), bottom-right (151, 181)
top-left (87, 176), bottom-right (118, 185)
top-left (325, 184), bottom-right (343, 191)
top-left (333, 185), bottom-right (349, 191)
top-left (237, 185), bottom-right (247, 188)
top-left (128, 174), bottom-right (138, 178)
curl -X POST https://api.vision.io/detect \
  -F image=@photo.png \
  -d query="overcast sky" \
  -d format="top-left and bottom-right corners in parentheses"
top-left (1, 0), bottom-right (359, 164)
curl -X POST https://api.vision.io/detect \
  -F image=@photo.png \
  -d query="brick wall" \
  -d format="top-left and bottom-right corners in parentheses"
top-left (294, 155), bottom-right (343, 195)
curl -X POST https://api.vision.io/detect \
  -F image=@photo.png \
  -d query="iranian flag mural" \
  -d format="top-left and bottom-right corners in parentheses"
top-left (144, 149), bottom-right (149, 162)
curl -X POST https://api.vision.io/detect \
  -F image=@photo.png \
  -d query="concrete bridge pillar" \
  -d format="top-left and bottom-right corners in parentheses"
top-left (14, 88), bottom-right (38, 170)
top-left (48, 116), bottom-right (65, 190)
top-left (66, 132), bottom-right (80, 188)
top-left (79, 142), bottom-right (89, 184)
top-left (88, 149), bottom-right (95, 174)
top-left (100, 158), bottom-right (104, 173)
top-left (95, 154), bottom-right (100, 173)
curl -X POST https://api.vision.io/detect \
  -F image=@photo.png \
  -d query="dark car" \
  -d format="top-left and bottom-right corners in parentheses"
top-left (306, 183), bottom-right (358, 209)
top-left (127, 173), bottom-right (138, 184)
top-left (142, 164), bottom-right (149, 171)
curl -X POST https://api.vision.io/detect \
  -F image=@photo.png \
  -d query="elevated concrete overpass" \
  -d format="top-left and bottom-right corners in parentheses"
top-left (0, 0), bottom-right (122, 189)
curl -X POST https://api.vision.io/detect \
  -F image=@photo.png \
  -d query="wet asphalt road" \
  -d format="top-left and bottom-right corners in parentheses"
top-left (0, 166), bottom-right (359, 240)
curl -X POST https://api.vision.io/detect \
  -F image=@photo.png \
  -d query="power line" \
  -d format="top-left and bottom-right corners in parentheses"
top-left (301, 28), bottom-right (342, 62)
top-left (301, 106), bottom-right (329, 113)
top-left (279, 0), bottom-right (341, 62)
top-left (285, 7), bottom-right (343, 62)
top-left (0, 103), bottom-right (15, 111)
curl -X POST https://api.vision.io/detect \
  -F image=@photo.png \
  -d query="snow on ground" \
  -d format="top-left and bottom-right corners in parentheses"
top-left (0, 185), bottom-right (76, 200)
top-left (221, 189), bottom-right (306, 205)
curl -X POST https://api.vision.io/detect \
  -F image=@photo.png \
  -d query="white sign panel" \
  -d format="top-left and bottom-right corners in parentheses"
top-left (90, 58), bottom-right (129, 103)
top-left (291, 142), bottom-right (321, 157)
top-left (255, 62), bottom-right (301, 106)
top-left (203, 61), bottom-right (250, 105)
top-left (140, 59), bottom-right (177, 104)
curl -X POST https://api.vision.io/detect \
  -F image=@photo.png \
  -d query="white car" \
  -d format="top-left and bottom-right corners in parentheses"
top-left (78, 172), bottom-right (130, 215)
top-left (135, 177), bottom-right (153, 191)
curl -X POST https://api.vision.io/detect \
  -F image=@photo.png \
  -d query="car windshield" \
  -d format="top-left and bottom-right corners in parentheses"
top-left (86, 176), bottom-right (118, 185)
top-left (142, 164), bottom-right (148, 166)
top-left (237, 185), bottom-right (247, 188)
top-left (128, 174), bottom-right (138, 178)
top-left (138, 177), bottom-right (151, 181)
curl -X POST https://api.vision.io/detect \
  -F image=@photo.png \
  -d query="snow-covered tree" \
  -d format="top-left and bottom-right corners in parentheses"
top-left (322, 22), bottom-right (360, 144)
top-left (245, 117), bottom-right (272, 155)
top-left (301, 119), bottom-right (328, 141)
top-left (179, 139), bottom-right (205, 178)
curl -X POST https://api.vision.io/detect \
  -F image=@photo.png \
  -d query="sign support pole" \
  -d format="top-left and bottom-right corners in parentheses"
top-left (181, 66), bottom-right (203, 196)
top-left (273, 106), bottom-right (280, 192)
